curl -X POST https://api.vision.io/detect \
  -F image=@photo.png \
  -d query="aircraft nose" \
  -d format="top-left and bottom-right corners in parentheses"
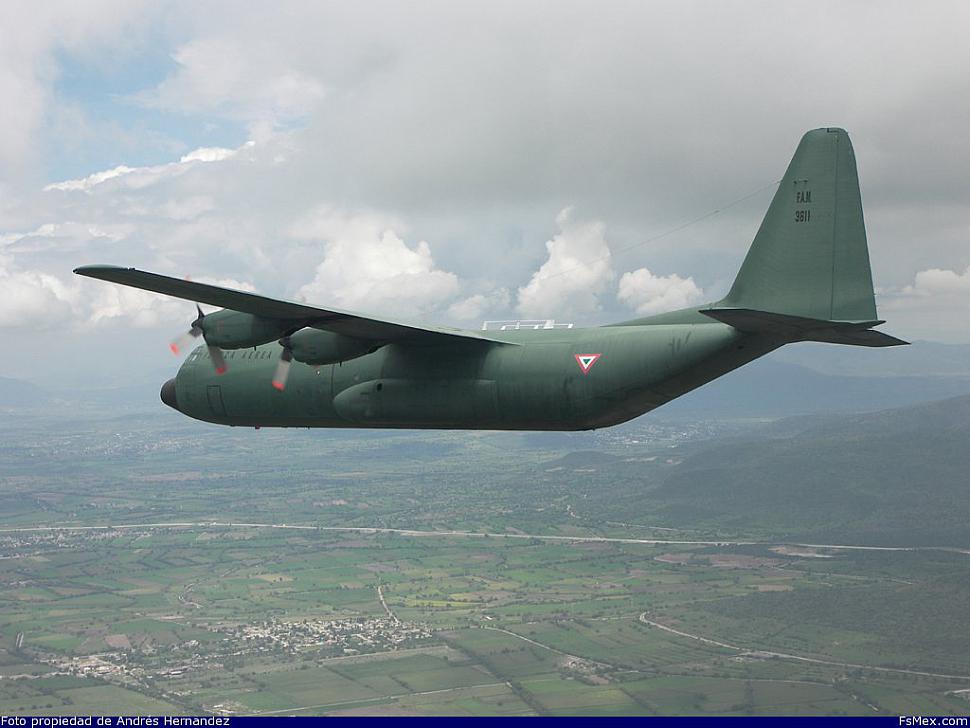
top-left (160, 378), bottom-right (179, 411)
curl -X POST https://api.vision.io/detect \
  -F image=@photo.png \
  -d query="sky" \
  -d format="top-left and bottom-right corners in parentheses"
top-left (1, 0), bottom-right (968, 386)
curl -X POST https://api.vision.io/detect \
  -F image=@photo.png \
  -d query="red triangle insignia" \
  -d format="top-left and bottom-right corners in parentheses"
top-left (574, 353), bottom-right (601, 374)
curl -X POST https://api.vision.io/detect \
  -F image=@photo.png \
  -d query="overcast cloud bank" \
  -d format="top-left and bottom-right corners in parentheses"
top-left (1, 1), bottom-right (968, 382)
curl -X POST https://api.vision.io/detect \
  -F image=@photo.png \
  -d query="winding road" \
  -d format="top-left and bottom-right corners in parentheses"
top-left (637, 613), bottom-right (970, 681)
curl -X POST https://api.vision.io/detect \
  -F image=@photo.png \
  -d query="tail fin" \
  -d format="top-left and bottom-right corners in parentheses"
top-left (707, 127), bottom-right (905, 346)
top-left (720, 127), bottom-right (877, 322)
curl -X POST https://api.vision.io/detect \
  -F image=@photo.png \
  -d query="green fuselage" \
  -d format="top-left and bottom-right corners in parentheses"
top-left (165, 320), bottom-right (777, 430)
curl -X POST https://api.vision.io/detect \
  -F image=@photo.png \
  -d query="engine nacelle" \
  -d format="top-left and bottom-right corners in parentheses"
top-left (201, 310), bottom-right (293, 349)
top-left (288, 328), bottom-right (381, 365)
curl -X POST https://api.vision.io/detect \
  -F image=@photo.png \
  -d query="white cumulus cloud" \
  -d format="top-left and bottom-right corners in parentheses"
top-left (900, 267), bottom-right (970, 297)
top-left (293, 208), bottom-right (460, 318)
top-left (446, 289), bottom-right (511, 325)
top-left (85, 275), bottom-right (256, 329)
top-left (617, 267), bottom-right (704, 317)
top-left (0, 244), bottom-right (260, 332)
top-left (868, 265), bottom-right (970, 342)
top-left (0, 255), bottom-right (77, 329)
top-left (516, 208), bottom-right (613, 320)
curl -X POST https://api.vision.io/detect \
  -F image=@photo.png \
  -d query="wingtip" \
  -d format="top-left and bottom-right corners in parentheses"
top-left (73, 264), bottom-right (127, 277)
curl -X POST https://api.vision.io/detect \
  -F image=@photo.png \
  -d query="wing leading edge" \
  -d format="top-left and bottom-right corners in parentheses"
top-left (73, 265), bottom-right (513, 346)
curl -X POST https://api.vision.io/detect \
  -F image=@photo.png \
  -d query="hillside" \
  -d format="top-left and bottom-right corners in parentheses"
top-left (651, 394), bottom-right (970, 546)
top-left (0, 377), bottom-right (51, 408)
top-left (657, 358), bottom-right (970, 418)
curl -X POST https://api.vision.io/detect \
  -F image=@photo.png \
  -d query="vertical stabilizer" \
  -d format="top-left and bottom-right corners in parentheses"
top-left (720, 128), bottom-right (877, 322)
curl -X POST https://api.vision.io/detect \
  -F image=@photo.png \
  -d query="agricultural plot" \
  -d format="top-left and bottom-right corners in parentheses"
top-left (2, 405), bottom-right (970, 715)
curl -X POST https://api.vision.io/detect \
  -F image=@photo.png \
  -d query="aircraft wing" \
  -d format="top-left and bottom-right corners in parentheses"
top-left (74, 265), bottom-right (511, 346)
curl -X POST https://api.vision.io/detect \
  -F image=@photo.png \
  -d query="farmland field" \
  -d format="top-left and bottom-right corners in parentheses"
top-left (1, 399), bottom-right (970, 715)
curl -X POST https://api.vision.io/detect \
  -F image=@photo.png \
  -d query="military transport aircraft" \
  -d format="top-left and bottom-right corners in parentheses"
top-left (75, 128), bottom-right (906, 431)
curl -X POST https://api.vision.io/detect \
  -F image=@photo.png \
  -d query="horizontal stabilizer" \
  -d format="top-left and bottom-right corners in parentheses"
top-left (806, 328), bottom-right (910, 348)
top-left (699, 308), bottom-right (908, 347)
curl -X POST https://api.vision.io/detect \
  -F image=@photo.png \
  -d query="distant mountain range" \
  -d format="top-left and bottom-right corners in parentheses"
top-left (0, 377), bottom-right (52, 408)
top-left (650, 394), bottom-right (970, 546)
top-left (770, 339), bottom-right (970, 377)
top-left (659, 357), bottom-right (970, 418)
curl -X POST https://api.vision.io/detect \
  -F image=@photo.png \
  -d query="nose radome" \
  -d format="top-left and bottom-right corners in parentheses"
top-left (160, 378), bottom-right (179, 411)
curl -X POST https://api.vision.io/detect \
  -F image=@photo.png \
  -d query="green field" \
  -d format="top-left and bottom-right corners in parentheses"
top-left (1, 399), bottom-right (970, 715)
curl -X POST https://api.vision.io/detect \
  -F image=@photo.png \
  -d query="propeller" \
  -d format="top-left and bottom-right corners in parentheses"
top-left (272, 336), bottom-right (294, 391)
top-left (169, 304), bottom-right (227, 375)
top-left (169, 304), bottom-right (204, 355)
